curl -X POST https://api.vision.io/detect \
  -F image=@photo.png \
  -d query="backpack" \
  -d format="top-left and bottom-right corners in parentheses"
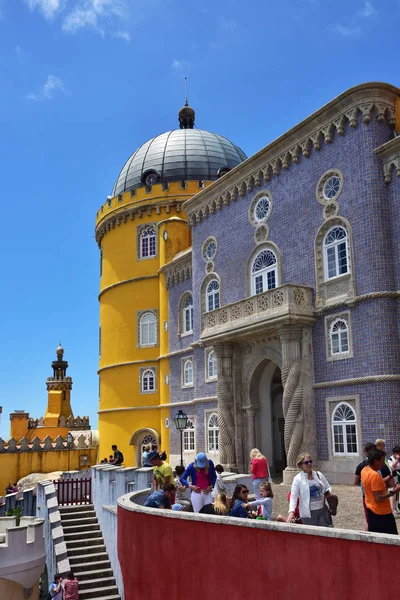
top-left (116, 450), bottom-right (124, 463)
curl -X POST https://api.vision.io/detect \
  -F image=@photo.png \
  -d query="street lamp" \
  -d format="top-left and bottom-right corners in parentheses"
top-left (66, 432), bottom-right (73, 471)
top-left (174, 410), bottom-right (188, 467)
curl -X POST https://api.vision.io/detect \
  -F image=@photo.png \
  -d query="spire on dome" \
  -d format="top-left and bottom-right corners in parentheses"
top-left (178, 77), bottom-right (195, 129)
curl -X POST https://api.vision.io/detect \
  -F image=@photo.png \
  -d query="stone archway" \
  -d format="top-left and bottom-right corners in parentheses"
top-left (129, 428), bottom-right (160, 467)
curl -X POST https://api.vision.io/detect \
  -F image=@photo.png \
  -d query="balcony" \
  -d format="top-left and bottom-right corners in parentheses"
top-left (201, 284), bottom-right (314, 342)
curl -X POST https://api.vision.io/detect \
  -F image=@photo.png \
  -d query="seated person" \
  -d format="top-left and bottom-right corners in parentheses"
top-left (144, 484), bottom-right (176, 509)
top-left (200, 493), bottom-right (229, 516)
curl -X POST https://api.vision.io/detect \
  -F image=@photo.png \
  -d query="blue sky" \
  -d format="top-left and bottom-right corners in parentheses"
top-left (0, 0), bottom-right (399, 439)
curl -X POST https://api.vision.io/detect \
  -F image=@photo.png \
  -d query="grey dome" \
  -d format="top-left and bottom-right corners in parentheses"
top-left (112, 129), bottom-right (247, 196)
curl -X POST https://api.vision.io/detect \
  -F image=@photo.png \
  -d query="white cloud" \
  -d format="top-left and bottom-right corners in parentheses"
top-left (333, 23), bottom-right (361, 36)
top-left (26, 0), bottom-right (64, 20)
top-left (171, 59), bottom-right (191, 72)
top-left (360, 0), bottom-right (376, 18)
top-left (62, 0), bottom-right (128, 35)
top-left (28, 74), bottom-right (65, 101)
top-left (112, 30), bottom-right (130, 41)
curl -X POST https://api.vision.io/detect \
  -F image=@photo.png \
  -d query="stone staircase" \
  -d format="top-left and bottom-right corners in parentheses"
top-left (60, 505), bottom-right (121, 600)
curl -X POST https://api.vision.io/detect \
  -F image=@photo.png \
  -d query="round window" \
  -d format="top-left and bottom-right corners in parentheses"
top-left (144, 172), bottom-right (158, 186)
top-left (205, 240), bottom-right (216, 260)
top-left (323, 176), bottom-right (341, 200)
top-left (254, 196), bottom-right (270, 223)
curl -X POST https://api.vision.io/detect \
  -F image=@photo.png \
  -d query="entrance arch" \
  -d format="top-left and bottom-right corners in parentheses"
top-left (129, 428), bottom-right (160, 467)
top-left (247, 358), bottom-right (286, 475)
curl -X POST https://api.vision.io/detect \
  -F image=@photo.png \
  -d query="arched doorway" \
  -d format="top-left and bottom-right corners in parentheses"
top-left (129, 428), bottom-right (160, 466)
top-left (249, 359), bottom-right (286, 475)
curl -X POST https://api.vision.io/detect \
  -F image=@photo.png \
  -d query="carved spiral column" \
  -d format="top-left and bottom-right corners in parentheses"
top-left (214, 344), bottom-right (236, 468)
top-left (279, 328), bottom-right (306, 475)
top-left (244, 408), bottom-right (256, 455)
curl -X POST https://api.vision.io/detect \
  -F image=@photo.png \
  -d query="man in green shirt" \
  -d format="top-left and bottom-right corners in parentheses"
top-left (148, 451), bottom-right (174, 491)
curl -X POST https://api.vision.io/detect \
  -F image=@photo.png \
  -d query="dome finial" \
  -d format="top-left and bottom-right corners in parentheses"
top-left (179, 77), bottom-right (195, 129)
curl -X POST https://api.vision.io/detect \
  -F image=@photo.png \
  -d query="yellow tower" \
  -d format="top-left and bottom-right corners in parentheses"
top-left (96, 102), bottom-right (247, 464)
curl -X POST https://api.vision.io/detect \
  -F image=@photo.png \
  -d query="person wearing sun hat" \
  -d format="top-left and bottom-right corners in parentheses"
top-left (180, 452), bottom-right (217, 513)
top-left (149, 450), bottom-right (175, 493)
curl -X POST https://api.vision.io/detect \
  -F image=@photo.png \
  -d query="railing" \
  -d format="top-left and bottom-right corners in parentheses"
top-left (201, 284), bottom-right (314, 340)
top-left (54, 478), bottom-right (92, 506)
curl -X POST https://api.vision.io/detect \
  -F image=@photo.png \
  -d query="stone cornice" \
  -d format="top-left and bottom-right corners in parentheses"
top-left (182, 83), bottom-right (400, 225)
top-left (374, 136), bottom-right (400, 183)
top-left (99, 274), bottom-right (158, 300)
top-left (95, 200), bottom-right (183, 247)
top-left (159, 247), bottom-right (192, 289)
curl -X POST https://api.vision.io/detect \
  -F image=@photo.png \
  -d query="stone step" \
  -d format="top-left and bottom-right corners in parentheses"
top-left (64, 530), bottom-right (103, 542)
top-left (74, 568), bottom-right (114, 582)
top-left (61, 511), bottom-right (96, 521)
top-left (66, 537), bottom-right (104, 549)
top-left (69, 551), bottom-right (109, 565)
top-left (78, 585), bottom-right (119, 600)
top-left (72, 559), bottom-right (111, 573)
top-left (61, 516), bottom-right (97, 526)
top-left (67, 544), bottom-right (106, 557)
top-left (59, 504), bottom-right (94, 513)
top-left (79, 576), bottom-right (116, 590)
top-left (63, 523), bottom-right (100, 534)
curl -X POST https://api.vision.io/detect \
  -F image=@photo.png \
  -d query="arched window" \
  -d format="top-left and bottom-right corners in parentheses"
top-left (252, 249), bottom-right (277, 294)
top-left (183, 295), bottom-right (193, 334)
top-left (183, 358), bottom-right (193, 387)
top-left (330, 318), bottom-right (349, 355)
top-left (140, 226), bottom-right (156, 258)
top-left (139, 312), bottom-right (157, 346)
top-left (141, 368), bottom-right (155, 392)
top-left (332, 403), bottom-right (358, 456)
top-left (206, 349), bottom-right (217, 380)
top-left (183, 419), bottom-right (195, 451)
top-left (324, 226), bottom-right (349, 280)
top-left (207, 413), bottom-right (219, 452)
top-left (206, 280), bottom-right (220, 312)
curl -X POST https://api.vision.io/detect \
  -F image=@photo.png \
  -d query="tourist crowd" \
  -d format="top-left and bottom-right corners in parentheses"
top-left (49, 571), bottom-right (79, 600)
top-left (139, 438), bottom-right (400, 536)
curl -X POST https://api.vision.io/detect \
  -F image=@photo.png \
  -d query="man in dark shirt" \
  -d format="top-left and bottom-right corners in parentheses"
top-left (144, 484), bottom-right (175, 509)
top-left (111, 444), bottom-right (124, 465)
top-left (355, 442), bottom-right (393, 528)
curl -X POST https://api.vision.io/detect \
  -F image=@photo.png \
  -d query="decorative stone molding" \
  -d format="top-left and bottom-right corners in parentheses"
top-left (182, 83), bottom-right (399, 224)
top-left (95, 201), bottom-right (183, 247)
top-left (314, 289), bottom-right (400, 313)
top-left (316, 169), bottom-right (343, 205)
top-left (160, 248), bottom-right (192, 289)
top-left (99, 274), bottom-right (158, 299)
top-left (374, 136), bottom-right (400, 183)
top-left (314, 216), bottom-right (356, 308)
top-left (245, 241), bottom-right (282, 297)
top-left (314, 374), bottom-right (400, 389)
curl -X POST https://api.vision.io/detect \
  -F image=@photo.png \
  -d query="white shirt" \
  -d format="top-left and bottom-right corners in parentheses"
top-left (289, 470), bottom-right (331, 519)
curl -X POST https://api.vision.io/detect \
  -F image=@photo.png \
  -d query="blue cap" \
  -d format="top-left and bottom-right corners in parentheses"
top-left (172, 503), bottom-right (184, 511)
top-left (147, 451), bottom-right (159, 461)
top-left (196, 452), bottom-right (207, 468)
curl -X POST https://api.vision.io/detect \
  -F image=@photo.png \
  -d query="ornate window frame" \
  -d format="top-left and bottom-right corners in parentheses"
top-left (324, 226), bottom-right (349, 281)
top-left (183, 418), bottom-right (195, 452)
top-left (249, 190), bottom-right (273, 227)
top-left (140, 366), bottom-right (157, 394)
top-left (181, 356), bottom-right (194, 388)
top-left (316, 169), bottom-right (344, 205)
top-left (315, 217), bottom-right (355, 308)
top-left (205, 348), bottom-right (218, 382)
top-left (325, 311), bottom-right (353, 361)
top-left (137, 223), bottom-right (158, 261)
top-left (246, 242), bottom-right (282, 297)
top-left (202, 236), bottom-right (218, 262)
top-left (200, 273), bottom-right (222, 325)
top-left (206, 412), bottom-right (219, 454)
top-left (137, 310), bottom-right (158, 348)
top-left (178, 291), bottom-right (194, 338)
top-left (325, 396), bottom-right (361, 461)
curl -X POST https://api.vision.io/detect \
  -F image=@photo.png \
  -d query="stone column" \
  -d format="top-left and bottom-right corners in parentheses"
top-left (214, 343), bottom-right (237, 469)
top-left (278, 327), bottom-right (305, 484)
top-left (244, 407), bottom-right (256, 458)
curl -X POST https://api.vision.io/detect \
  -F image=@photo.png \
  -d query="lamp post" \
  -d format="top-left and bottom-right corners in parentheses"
top-left (174, 409), bottom-right (188, 467)
top-left (66, 432), bottom-right (73, 472)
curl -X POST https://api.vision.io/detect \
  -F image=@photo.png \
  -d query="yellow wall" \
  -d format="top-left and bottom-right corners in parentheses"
top-left (0, 448), bottom-right (96, 494)
top-left (0, 578), bottom-right (39, 600)
top-left (97, 181), bottom-right (207, 463)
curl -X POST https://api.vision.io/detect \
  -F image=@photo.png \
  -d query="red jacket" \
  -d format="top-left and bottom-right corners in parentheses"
top-left (251, 456), bottom-right (268, 479)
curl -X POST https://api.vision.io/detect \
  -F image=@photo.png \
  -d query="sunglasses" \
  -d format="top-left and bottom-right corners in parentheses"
top-left (241, 490), bottom-right (249, 494)
top-left (301, 460), bottom-right (313, 465)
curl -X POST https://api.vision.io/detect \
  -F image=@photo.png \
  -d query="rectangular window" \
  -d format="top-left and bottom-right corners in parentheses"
top-left (208, 429), bottom-right (219, 452)
top-left (331, 333), bottom-right (340, 354)
top-left (183, 429), bottom-right (195, 451)
top-left (327, 247), bottom-right (337, 278)
top-left (346, 424), bottom-right (357, 453)
top-left (267, 270), bottom-right (276, 290)
top-left (333, 424), bottom-right (344, 454)
top-left (255, 275), bottom-right (263, 294)
top-left (338, 242), bottom-right (348, 274)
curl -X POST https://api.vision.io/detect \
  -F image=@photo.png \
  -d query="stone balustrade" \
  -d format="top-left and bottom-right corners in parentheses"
top-left (201, 284), bottom-right (314, 342)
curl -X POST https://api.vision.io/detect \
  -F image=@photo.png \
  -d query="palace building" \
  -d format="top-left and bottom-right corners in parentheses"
top-left (96, 83), bottom-right (400, 483)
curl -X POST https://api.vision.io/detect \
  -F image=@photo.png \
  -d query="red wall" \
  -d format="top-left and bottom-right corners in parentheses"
top-left (118, 506), bottom-right (399, 600)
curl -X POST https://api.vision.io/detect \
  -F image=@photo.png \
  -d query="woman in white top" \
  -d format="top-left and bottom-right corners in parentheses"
top-left (286, 453), bottom-right (334, 527)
